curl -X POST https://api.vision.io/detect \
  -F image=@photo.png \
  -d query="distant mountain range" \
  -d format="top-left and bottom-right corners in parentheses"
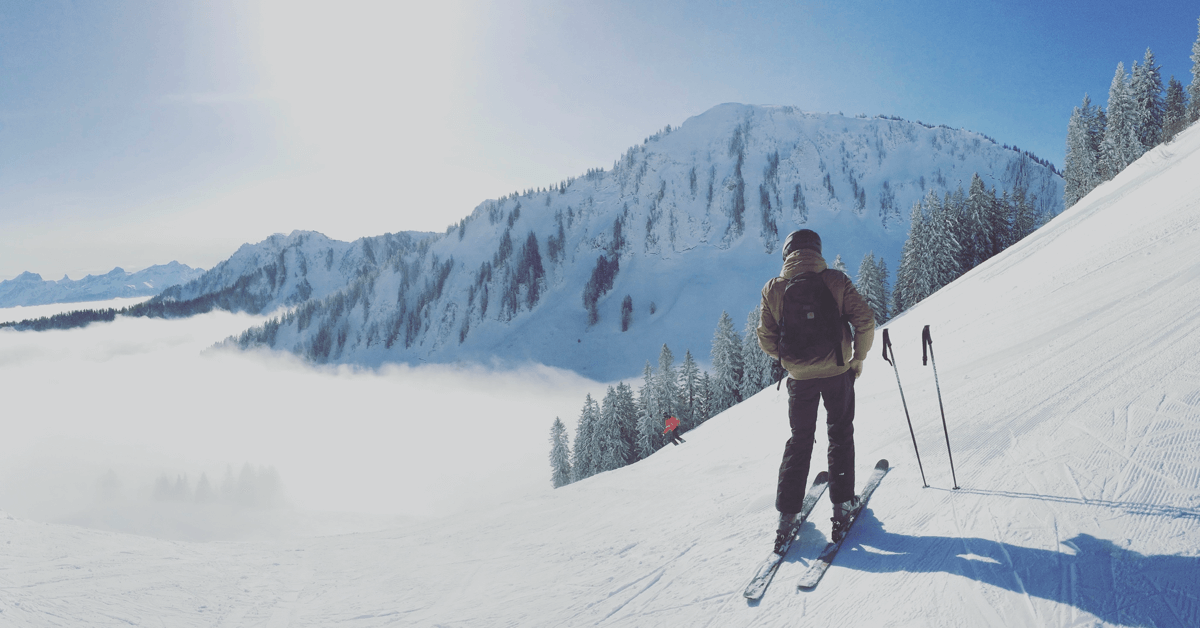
top-left (4, 104), bottom-right (1065, 379)
top-left (223, 104), bottom-right (1063, 379)
top-left (0, 262), bottom-right (205, 308)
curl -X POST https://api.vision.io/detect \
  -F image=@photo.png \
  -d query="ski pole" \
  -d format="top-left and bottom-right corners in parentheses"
top-left (883, 329), bottom-right (928, 488)
top-left (922, 325), bottom-right (960, 490)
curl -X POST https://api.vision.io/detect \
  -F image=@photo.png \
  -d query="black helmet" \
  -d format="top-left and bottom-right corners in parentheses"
top-left (782, 229), bottom-right (821, 259)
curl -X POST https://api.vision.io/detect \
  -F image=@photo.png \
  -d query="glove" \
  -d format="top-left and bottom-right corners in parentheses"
top-left (848, 358), bottom-right (864, 379)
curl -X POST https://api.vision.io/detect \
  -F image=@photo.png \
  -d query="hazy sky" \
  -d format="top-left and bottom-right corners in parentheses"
top-left (2, 0), bottom-right (1197, 280)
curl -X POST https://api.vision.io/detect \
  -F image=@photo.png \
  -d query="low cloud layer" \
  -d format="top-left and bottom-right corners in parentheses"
top-left (0, 301), bottom-right (607, 539)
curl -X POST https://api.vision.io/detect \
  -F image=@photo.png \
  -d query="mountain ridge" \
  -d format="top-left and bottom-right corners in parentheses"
top-left (229, 104), bottom-right (1064, 379)
top-left (0, 261), bottom-right (205, 308)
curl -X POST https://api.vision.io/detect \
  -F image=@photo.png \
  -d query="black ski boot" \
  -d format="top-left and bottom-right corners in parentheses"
top-left (773, 512), bottom-right (800, 554)
top-left (830, 496), bottom-right (861, 542)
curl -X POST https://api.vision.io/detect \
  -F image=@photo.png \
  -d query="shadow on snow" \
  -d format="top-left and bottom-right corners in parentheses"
top-left (819, 508), bottom-right (1199, 627)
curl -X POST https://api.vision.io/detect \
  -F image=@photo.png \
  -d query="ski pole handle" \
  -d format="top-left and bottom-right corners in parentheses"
top-left (922, 325), bottom-right (931, 366)
top-left (882, 328), bottom-right (893, 366)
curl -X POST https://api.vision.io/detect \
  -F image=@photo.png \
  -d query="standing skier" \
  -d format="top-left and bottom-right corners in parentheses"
top-left (757, 229), bottom-right (876, 549)
top-left (662, 413), bottom-right (685, 445)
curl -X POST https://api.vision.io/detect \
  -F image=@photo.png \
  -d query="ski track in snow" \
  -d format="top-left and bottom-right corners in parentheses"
top-left (6, 129), bottom-right (1200, 626)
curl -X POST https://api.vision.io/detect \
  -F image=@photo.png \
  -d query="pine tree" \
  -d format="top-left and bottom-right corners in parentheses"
top-left (549, 417), bottom-right (573, 488)
top-left (961, 173), bottom-right (991, 271)
top-left (1079, 95), bottom-right (1105, 196)
top-left (593, 387), bottom-right (629, 473)
top-left (876, 257), bottom-right (891, 320)
top-left (1103, 62), bottom-right (1144, 177)
top-left (696, 371), bottom-right (715, 423)
top-left (833, 255), bottom-right (848, 274)
top-left (711, 311), bottom-right (743, 413)
top-left (615, 382), bottom-right (640, 463)
top-left (194, 472), bottom-right (215, 503)
top-left (856, 253), bottom-right (888, 325)
top-left (677, 350), bottom-right (702, 430)
top-left (571, 395), bottom-right (600, 481)
top-left (741, 304), bottom-right (775, 398)
top-left (1189, 16), bottom-right (1200, 125)
top-left (740, 307), bottom-right (761, 400)
top-left (989, 187), bottom-right (1010, 257)
top-left (656, 344), bottom-right (680, 421)
top-left (1011, 186), bottom-right (1037, 243)
top-left (635, 361), bottom-right (660, 458)
top-left (893, 202), bottom-right (920, 314)
top-left (924, 189), bottom-right (961, 293)
top-left (1163, 76), bottom-right (1189, 142)
top-left (1064, 100), bottom-right (1096, 208)
top-left (1131, 48), bottom-right (1165, 150)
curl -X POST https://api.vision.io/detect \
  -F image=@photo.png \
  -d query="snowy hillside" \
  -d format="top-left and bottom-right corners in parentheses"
top-left (231, 104), bottom-right (1063, 379)
top-left (5, 118), bottom-right (1199, 627)
top-left (0, 262), bottom-right (203, 308)
top-left (152, 230), bottom-right (433, 315)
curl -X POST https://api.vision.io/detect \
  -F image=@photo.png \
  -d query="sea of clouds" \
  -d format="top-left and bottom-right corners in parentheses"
top-left (0, 298), bottom-right (605, 540)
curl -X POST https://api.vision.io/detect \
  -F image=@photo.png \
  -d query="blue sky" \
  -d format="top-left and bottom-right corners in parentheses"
top-left (2, 0), bottom-right (1197, 280)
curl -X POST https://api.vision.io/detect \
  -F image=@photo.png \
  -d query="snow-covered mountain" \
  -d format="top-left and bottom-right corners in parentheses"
top-left (150, 230), bottom-right (434, 316)
top-left (0, 262), bottom-right (204, 308)
top-left (230, 104), bottom-right (1063, 379)
top-left (5, 119), bottom-right (1199, 627)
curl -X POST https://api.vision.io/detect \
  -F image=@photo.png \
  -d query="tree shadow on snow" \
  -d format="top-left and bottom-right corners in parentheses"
top-left (830, 509), bottom-right (1200, 627)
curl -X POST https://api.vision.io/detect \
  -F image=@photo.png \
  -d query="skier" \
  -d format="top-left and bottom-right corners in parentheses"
top-left (662, 412), bottom-right (685, 445)
top-left (756, 229), bottom-right (876, 550)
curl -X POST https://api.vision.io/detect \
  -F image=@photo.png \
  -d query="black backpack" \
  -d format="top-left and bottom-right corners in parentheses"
top-left (778, 270), bottom-right (847, 366)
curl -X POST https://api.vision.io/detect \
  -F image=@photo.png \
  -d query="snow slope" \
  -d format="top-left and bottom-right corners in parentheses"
top-left (3, 124), bottom-right (1198, 626)
top-left (0, 262), bottom-right (203, 308)
top-left (230, 104), bottom-right (1062, 380)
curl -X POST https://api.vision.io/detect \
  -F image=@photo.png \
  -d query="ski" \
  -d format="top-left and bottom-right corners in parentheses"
top-left (796, 459), bottom-right (890, 590)
top-left (742, 471), bottom-right (829, 601)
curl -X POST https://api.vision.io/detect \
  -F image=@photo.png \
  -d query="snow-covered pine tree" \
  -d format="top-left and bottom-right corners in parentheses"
top-left (924, 189), bottom-right (961, 294)
top-left (833, 255), bottom-right (848, 274)
top-left (696, 371), bottom-right (715, 424)
top-left (655, 344), bottom-right (680, 422)
top-left (1103, 62), bottom-right (1144, 178)
top-left (960, 173), bottom-right (992, 272)
top-left (1131, 48), bottom-right (1165, 150)
top-left (1011, 186), bottom-right (1038, 243)
top-left (991, 187), bottom-right (1011, 257)
top-left (740, 305), bottom-right (769, 399)
top-left (1163, 76), bottom-right (1189, 143)
top-left (593, 387), bottom-right (629, 474)
top-left (572, 395), bottom-right (600, 481)
top-left (856, 253), bottom-right (890, 325)
top-left (549, 417), bottom-right (572, 488)
top-left (635, 361), bottom-right (660, 458)
top-left (711, 311), bottom-right (743, 413)
top-left (615, 382), bottom-right (640, 463)
top-left (193, 473), bottom-right (215, 503)
top-left (1189, 16), bottom-right (1200, 125)
top-left (897, 198), bottom-right (941, 311)
top-left (893, 202), bottom-right (920, 315)
top-left (876, 257), bottom-right (891, 321)
top-left (1064, 103), bottom-right (1092, 208)
top-left (677, 350), bottom-right (702, 430)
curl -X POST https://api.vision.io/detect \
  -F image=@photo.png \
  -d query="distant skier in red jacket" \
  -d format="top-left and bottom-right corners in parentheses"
top-left (662, 413), bottom-right (686, 445)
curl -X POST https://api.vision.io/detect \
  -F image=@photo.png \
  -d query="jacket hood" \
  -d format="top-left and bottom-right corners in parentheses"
top-left (781, 249), bottom-right (828, 279)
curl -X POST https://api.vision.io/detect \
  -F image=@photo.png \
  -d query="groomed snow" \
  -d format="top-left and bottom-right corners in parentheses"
top-left (2, 124), bottom-right (1199, 626)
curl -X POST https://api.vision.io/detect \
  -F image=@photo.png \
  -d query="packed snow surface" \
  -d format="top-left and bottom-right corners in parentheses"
top-left (3, 125), bottom-right (1199, 626)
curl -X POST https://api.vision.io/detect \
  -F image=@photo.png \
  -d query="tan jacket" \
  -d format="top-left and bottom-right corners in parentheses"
top-left (757, 249), bottom-right (876, 380)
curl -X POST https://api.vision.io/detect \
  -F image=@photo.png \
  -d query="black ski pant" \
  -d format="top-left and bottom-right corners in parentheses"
top-left (776, 370), bottom-right (856, 512)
